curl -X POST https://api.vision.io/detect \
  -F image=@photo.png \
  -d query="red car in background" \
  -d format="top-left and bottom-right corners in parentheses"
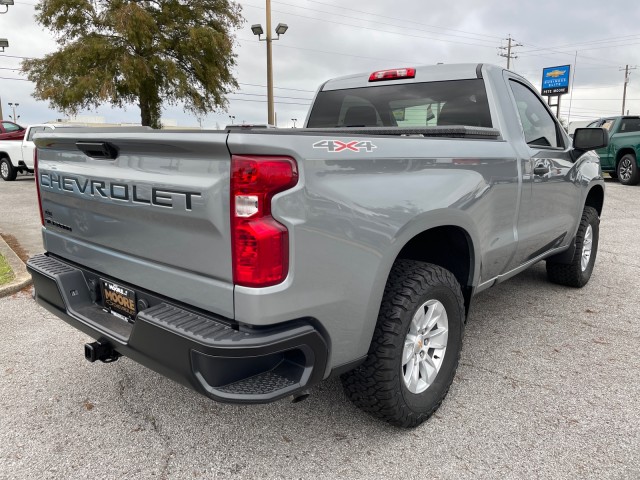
top-left (0, 121), bottom-right (26, 140)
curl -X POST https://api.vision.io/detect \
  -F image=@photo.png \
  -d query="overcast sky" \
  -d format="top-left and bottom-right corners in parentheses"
top-left (1, 0), bottom-right (640, 128)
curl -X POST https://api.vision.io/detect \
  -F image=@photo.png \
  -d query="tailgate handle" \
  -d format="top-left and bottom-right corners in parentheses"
top-left (76, 141), bottom-right (119, 160)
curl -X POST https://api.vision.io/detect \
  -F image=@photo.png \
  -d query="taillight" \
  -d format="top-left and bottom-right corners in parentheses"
top-left (369, 68), bottom-right (416, 82)
top-left (34, 149), bottom-right (44, 226)
top-left (231, 155), bottom-right (298, 287)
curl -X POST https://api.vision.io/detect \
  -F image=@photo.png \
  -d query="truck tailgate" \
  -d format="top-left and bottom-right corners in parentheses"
top-left (34, 130), bottom-right (234, 318)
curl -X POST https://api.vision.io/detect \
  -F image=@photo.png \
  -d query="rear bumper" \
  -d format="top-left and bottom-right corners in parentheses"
top-left (26, 253), bottom-right (328, 404)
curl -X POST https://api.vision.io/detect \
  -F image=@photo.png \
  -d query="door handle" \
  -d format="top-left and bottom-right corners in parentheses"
top-left (76, 141), bottom-right (119, 160)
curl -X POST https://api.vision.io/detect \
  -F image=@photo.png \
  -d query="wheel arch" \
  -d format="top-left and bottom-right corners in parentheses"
top-left (584, 184), bottom-right (604, 217)
top-left (615, 147), bottom-right (637, 168)
top-left (392, 224), bottom-right (476, 316)
top-left (0, 151), bottom-right (13, 163)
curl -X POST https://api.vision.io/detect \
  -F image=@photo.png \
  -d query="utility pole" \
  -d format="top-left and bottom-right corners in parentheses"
top-left (498, 35), bottom-right (522, 70)
top-left (621, 65), bottom-right (637, 116)
top-left (0, 97), bottom-right (3, 121)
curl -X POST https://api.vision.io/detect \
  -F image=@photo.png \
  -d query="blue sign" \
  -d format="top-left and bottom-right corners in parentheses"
top-left (541, 65), bottom-right (571, 96)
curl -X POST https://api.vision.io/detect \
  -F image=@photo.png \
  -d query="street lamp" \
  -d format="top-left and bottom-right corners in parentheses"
top-left (251, 0), bottom-right (289, 126)
top-left (229, 115), bottom-right (235, 125)
top-left (8, 102), bottom-right (19, 122)
top-left (0, 38), bottom-right (8, 52)
top-left (0, 0), bottom-right (14, 14)
top-left (291, 118), bottom-right (297, 128)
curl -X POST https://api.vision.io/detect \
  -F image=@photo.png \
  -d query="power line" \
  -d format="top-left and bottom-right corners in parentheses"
top-left (239, 36), bottom-right (419, 65)
top-left (238, 82), bottom-right (315, 93)
top-left (303, 0), bottom-right (505, 40)
top-left (243, 2), bottom-right (500, 50)
top-left (519, 34), bottom-right (640, 54)
top-left (267, 0), bottom-right (499, 45)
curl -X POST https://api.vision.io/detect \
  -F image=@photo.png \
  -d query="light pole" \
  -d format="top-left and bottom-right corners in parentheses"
top-left (229, 115), bottom-right (235, 125)
top-left (8, 102), bottom-right (19, 122)
top-left (251, 0), bottom-right (288, 126)
top-left (0, 0), bottom-right (14, 14)
top-left (291, 118), bottom-right (297, 128)
top-left (0, 38), bottom-right (8, 52)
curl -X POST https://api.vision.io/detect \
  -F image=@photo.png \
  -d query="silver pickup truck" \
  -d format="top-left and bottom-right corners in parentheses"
top-left (27, 63), bottom-right (608, 427)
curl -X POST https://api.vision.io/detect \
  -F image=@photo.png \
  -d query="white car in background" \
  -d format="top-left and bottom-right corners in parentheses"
top-left (0, 124), bottom-right (55, 181)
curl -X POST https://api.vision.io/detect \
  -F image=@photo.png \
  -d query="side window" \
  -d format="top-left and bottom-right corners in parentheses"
top-left (601, 120), bottom-right (615, 132)
top-left (2, 122), bottom-right (21, 133)
top-left (619, 118), bottom-right (640, 133)
top-left (509, 80), bottom-right (561, 148)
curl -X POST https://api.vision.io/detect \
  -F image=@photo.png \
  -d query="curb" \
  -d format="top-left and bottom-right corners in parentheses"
top-left (0, 235), bottom-right (32, 298)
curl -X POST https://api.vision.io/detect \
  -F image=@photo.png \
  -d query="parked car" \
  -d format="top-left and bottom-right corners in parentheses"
top-left (28, 63), bottom-right (607, 427)
top-left (587, 116), bottom-right (640, 185)
top-left (0, 124), bottom-right (55, 180)
top-left (0, 120), bottom-right (26, 141)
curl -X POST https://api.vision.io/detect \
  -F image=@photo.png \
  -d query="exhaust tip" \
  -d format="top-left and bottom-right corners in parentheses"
top-left (290, 390), bottom-right (310, 403)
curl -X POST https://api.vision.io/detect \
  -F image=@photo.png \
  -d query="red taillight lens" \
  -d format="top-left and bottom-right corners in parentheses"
top-left (231, 155), bottom-right (298, 287)
top-left (34, 149), bottom-right (44, 226)
top-left (369, 68), bottom-right (416, 82)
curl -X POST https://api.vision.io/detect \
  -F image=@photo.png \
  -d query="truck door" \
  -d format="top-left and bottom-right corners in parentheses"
top-left (507, 79), bottom-right (580, 266)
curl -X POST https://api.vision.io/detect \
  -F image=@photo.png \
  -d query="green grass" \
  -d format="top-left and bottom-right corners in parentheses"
top-left (0, 254), bottom-right (14, 286)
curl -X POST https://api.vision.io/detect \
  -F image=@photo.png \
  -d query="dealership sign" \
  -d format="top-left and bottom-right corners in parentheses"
top-left (541, 65), bottom-right (571, 96)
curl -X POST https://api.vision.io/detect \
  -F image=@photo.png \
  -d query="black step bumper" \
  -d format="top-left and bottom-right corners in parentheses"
top-left (26, 254), bottom-right (328, 404)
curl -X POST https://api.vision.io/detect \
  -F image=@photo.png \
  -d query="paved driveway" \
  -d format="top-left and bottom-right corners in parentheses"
top-left (0, 179), bottom-right (639, 479)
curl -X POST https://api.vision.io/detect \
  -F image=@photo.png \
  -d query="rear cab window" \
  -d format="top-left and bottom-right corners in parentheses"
top-left (27, 126), bottom-right (54, 142)
top-left (307, 79), bottom-right (492, 129)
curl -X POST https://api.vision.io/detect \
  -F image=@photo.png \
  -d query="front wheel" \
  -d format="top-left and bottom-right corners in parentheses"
top-left (0, 157), bottom-right (17, 181)
top-left (341, 260), bottom-right (465, 428)
top-left (546, 206), bottom-right (599, 288)
top-left (617, 154), bottom-right (640, 185)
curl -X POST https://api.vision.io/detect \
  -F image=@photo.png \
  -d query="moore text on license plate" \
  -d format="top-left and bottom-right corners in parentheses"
top-left (101, 280), bottom-right (137, 322)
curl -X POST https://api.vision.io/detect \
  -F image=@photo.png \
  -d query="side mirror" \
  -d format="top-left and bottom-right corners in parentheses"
top-left (573, 127), bottom-right (608, 151)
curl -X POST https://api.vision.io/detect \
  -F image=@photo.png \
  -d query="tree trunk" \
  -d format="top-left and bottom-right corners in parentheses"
top-left (139, 81), bottom-right (161, 129)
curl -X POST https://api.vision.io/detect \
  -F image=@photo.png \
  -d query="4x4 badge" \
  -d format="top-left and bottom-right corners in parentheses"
top-left (312, 140), bottom-right (377, 153)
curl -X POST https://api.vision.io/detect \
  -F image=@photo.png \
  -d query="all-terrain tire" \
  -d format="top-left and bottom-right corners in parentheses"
top-left (341, 260), bottom-right (465, 428)
top-left (617, 154), bottom-right (640, 186)
top-left (546, 206), bottom-right (599, 288)
top-left (0, 157), bottom-right (17, 181)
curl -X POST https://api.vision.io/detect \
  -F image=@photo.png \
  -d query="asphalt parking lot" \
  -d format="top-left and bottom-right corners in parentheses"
top-left (1, 176), bottom-right (639, 479)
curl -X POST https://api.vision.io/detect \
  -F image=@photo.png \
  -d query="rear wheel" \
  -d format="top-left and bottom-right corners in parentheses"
top-left (546, 206), bottom-right (599, 288)
top-left (0, 157), bottom-right (17, 181)
top-left (617, 154), bottom-right (640, 185)
top-left (341, 260), bottom-right (465, 428)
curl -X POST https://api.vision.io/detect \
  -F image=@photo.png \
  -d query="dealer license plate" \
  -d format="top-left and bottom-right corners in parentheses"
top-left (101, 280), bottom-right (137, 323)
